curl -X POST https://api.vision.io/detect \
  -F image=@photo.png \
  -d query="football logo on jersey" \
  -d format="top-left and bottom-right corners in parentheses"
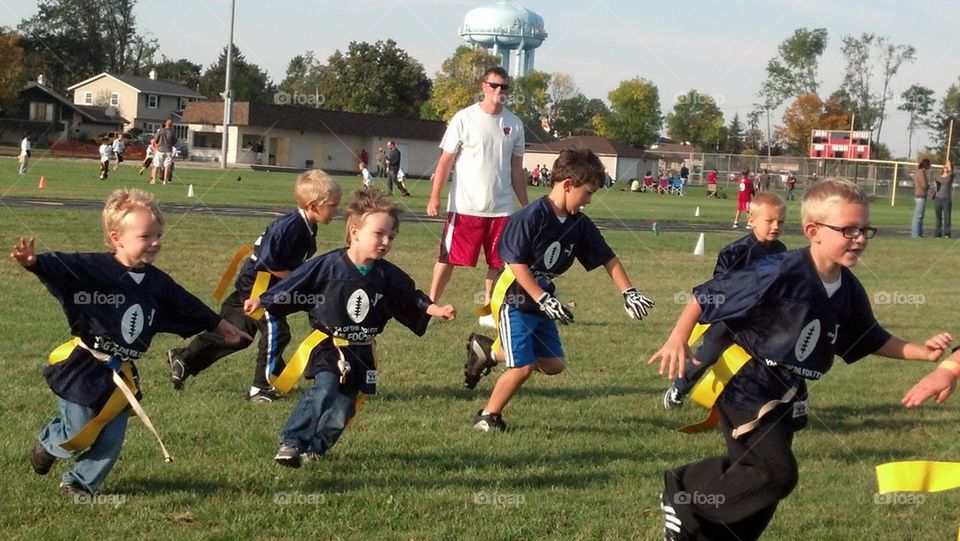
top-left (794, 319), bottom-right (821, 362)
top-left (543, 241), bottom-right (562, 269)
top-left (121, 304), bottom-right (145, 344)
top-left (346, 289), bottom-right (370, 323)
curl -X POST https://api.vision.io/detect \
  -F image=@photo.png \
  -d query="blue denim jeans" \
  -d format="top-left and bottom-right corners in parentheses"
top-left (280, 372), bottom-right (358, 455)
top-left (38, 398), bottom-right (129, 494)
top-left (912, 198), bottom-right (927, 237)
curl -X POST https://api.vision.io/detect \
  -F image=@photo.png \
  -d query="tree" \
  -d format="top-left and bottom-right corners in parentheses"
top-left (873, 38), bottom-right (916, 144)
top-left (760, 27), bottom-right (828, 108)
top-left (18, 0), bottom-right (157, 92)
top-left (278, 51), bottom-right (324, 97)
top-left (317, 39), bottom-right (431, 119)
top-left (724, 113), bottom-right (745, 154)
top-left (899, 85), bottom-right (935, 158)
top-left (153, 57), bottom-right (202, 92)
top-left (421, 45), bottom-right (500, 121)
top-left (594, 77), bottom-right (661, 148)
top-left (199, 45), bottom-right (274, 104)
top-left (508, 70), bottom-right (551, 140)
top-left (665, 90), bottom-right (726, 150)
top-left (927, 78), bottom-right (960, 163)
top-left (744, 109), bottom-right (765, 152)
top-left (549, 93), bottom-right (605, 137)
top-left (775, 93), bottom-right (849, 155)
top-left (0, 28), bottom-right (27, 116)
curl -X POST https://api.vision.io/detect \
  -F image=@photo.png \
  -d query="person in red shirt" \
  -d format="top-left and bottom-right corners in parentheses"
top-left (733, 169), bottom-right (755, 228)
top-left (706, 169), bottom-right (718, 198)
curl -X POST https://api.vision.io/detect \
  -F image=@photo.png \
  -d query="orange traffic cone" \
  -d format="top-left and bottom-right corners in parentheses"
top-left (38, 176), bottom-right (46, 189)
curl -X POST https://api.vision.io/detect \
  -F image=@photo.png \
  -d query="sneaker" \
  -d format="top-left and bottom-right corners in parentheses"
top-left (745, 224), bottom-right (753, 230)
top-left (663, 385), bottom-right (684, 410)
top-left (661, 491), bottom-right (691, 541)
top-left (274, 443), bottom-right (301, 468)
top-left (732, 223), bottom-right (739, 229)
top-left (30, 441), bottom-right (56, 475)
top-left (167, 348), bottom-right (187, 390)
top-left (477, 314), bottom-right (495, 328)
top-left (300, 451), bottom-right (322, 464)
top-left (472, 410), bottom-right (507, 432)
top-left (59, 481), bottom-right (92, 499)
top-left (249, 387), bottom-right (283, 403)
top-left (464, 333), bottom-right (497, 389)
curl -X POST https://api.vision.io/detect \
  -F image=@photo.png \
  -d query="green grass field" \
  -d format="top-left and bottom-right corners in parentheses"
top-left (1, 157), bottom-right (959, 540)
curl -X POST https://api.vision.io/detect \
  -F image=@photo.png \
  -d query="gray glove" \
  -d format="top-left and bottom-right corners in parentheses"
top-left (537, 292), bottom-right (574, 325)
top-left (623, 288), bottom-right (654, 320)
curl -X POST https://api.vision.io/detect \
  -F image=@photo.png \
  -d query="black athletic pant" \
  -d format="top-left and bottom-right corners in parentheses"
top-left (666, 400), bottom-right (799, 541)
top-left (180, 290), bottom-right (291, 389)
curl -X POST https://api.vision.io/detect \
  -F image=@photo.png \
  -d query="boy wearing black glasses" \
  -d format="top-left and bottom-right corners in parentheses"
top-left (649, 178), bottom-right (952, 540)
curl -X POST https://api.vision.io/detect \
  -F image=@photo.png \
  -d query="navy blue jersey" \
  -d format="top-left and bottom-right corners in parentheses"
top-left (497, 197), bottom-right (615, 312)
top-left (260, 248), bottom-right (433, 392)
top-left (28, 252), bottom-right (220, 408)
top-left (234, 210), bottom-right (317, 296)
top-left (713, 234), bottom-right (787, 279)
top-left (692, 248), bottom-right (890, 408)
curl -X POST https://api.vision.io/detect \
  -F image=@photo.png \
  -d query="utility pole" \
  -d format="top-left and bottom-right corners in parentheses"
top-left (219, 0), bottom-right (235, 169)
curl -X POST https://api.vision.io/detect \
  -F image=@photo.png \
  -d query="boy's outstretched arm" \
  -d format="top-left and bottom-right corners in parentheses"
top-left (427, 303), bottom-right (456, 321)
top-left (647, 298), bottom-right (702, 380)
top-left (874, 333), bottom-right (953, 361)
top-left (215, 319), bottom-right (252, 344)
top-left (11, 237), bottom-right (36, 268)
top-left (603, 257), bottom-right (654, 320)
top-left (902, 364), bottom-right (958, 408)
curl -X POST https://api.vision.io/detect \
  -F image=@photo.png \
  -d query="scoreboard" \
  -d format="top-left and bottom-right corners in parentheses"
top-left (809, 130), bottom-right (871, 160)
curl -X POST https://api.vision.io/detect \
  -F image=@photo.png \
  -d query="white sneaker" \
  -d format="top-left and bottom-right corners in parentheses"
top-left (478, 314), bottom-right (495, 328)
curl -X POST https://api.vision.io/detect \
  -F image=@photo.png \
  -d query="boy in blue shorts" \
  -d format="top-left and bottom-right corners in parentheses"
top-left (465, 148), bottom-right (655, 431)
top-left (246, 189), bottom-right (456, 467)
top-left (648, 179), bottom-right (953, 540)
top-left (167, 170), bottom-right (341, 402)
top-left (13, 188), bottom-right (248, 497)
top-left (663, 191), bottom-right (787, 409)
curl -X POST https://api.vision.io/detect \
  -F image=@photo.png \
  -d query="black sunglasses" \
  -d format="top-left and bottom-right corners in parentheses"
top-left (815, 222), bottom-right (877, 239)
top-left (484, 81), bottom-right (510, 91)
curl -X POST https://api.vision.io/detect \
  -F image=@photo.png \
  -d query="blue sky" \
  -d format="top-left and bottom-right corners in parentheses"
top-left (3, 0), bottom-right (958, 157)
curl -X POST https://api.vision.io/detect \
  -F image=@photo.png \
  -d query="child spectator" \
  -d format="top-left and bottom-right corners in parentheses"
top-left (463, 148), bottom-right (654, 431)
top-left (98, 138), bottom-right (113, 181)
top-left (248, 189), bottom-right (456, 467)
top-left (139, 139), bottom-right (156, 177)
top-left (112, 134), bottom-right (125, 171)
top-left (359, 162), bottom-right (374, 188)
top-left (732, 169), bottom-right (755, 228)
top-left (663, 192), bottom-right (787, 409)
top-left (14, 188), bottom-right (248, 497)
top-left (167, 171), bottom-right (341, 403)
top-left (649, 179), bottom-right (952, 540)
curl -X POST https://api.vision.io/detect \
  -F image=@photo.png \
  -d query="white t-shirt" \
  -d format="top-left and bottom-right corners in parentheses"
top-left (112, 139), bottom-right (125, 154)
top-left (361, 167), bottom-right (373, 187)
top-left (20, 137), bottom-right (30, 156)
top-left (439, 103), bottom-right (525, 217)
top-left (99, 144), bottom-right (113, 162)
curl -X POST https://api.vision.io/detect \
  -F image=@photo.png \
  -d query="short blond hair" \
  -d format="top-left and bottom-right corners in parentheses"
top-left (749, 191), bottom-right (786, 214)
top-left (295, 169), bottom-right (341, 209)
top-left (102, 188), bottom-right (164, 249)
top-left (800, 178), bottom-right (868, 224)
top-left (344, 188), bottom-right (402, 246)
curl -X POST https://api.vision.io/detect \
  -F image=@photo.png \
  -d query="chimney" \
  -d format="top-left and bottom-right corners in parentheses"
top-left (37, 74), bottom-right (44, 85)
top-left (149, 68), bottom-right (157, 80)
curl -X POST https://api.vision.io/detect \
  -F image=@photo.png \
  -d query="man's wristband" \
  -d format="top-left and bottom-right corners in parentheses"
top-left (938, 360), bottom-right (960, 378)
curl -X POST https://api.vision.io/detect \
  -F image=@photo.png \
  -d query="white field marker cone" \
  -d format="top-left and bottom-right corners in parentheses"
top-left (693, 233), bottom-right (705, 256)
top-left (187, 184), bottom-right (195, 197)
top-left (694, 206), bottom-right (701, 217)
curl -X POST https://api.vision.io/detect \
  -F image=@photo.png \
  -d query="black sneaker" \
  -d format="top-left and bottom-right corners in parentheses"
top-left (663, 385), bottom-right (684, 410)
top-left (472, 410), bottom-right (507, 432)
top-left (274, 443), bottom-right (301, 468)
top-left (30, 441), bottom-right (56, 475)
top-left (464, 333), bottom-right (497, 389)
top-left (249, 387), bottom-right (283, 403)
top-left (167, 348), bottom-right (188, 390)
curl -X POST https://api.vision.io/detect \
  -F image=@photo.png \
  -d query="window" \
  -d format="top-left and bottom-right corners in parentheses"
top-left (110, 92), bottom-right (120, 107)
top-left (178, 97), bottom-right (190, 111)
top-left (193, 131), bottom-right (223, 148)
top-left (147, 94), bottom-right (158, 109)
top-left (83, 92), bottom-right (93, 105)
top-left (143, 122), bottom-right (160, 135)
top-left (173, 124), bottom-right (189, 140)
top-left (29, 102), bottom-right (55, 122)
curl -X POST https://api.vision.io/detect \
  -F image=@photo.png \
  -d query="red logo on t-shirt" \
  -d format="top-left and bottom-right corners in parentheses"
top-left (503, 127), bottom-right (512, 136)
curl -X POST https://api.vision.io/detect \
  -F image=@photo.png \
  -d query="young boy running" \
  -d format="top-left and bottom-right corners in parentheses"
top-left (168, 170), bottom-right (341, 402)
top-left (649, 178), bottom-right (952, 540)
top-left (464, 148), bottom-right (654, 431)
top-left (14, 189), bottom-right (248, 497)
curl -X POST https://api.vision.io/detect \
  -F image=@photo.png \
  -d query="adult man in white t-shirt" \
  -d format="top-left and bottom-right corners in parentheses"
top-left (18, 132), bottom-right (31, 174)
top-left (426, 66), bottom-right (529, 326)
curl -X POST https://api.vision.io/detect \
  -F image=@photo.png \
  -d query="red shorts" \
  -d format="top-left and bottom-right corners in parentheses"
top-left (737, 198), bottom-right (751, 212)
top-left (437, 213), bottom-right (508, 268)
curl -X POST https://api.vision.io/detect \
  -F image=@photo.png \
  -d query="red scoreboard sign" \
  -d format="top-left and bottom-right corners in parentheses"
top-left (809, 130), bottom-right (871, 160)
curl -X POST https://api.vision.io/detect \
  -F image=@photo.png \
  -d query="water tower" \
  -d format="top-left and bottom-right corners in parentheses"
top-left (460, 1), bottom-right (547, 78)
